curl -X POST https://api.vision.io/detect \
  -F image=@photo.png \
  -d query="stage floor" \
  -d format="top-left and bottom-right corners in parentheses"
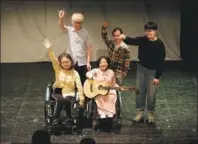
top-left (0, 63), bottom-right (197, 143)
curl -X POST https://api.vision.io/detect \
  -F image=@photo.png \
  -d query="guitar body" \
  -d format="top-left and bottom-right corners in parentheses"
top-left (83, 79), bottom-right (110, 98)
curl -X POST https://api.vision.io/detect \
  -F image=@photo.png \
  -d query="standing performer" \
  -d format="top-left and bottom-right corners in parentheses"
top-left (58, 9), bottom-right (92, 85)
top-left (119, 22), bottom-right (166, 123)
top-left (101, 22), bottom-right (130, 85)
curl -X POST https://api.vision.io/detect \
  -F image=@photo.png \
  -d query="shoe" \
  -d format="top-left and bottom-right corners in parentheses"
top-left (62, 118), bottom-right (72, 125)
top-left (100, 115), bottom-right (106, 119)
top-left (52, 119), bottom-right (59, 125)
top-left (107, 113), bottom-right (114, 118)
top-left (148, 112), bottom-right (155, 123)
top-left (133, 110), bottom-right (143, 122)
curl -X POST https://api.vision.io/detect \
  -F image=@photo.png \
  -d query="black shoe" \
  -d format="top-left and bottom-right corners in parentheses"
top-left (52, 119), bottom-right (59, 125)
top-left (62, 118), bottom-right (72, 125)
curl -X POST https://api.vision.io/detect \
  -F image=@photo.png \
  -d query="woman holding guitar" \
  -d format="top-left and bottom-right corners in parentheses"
top-left (86, 56), bottom-right (120, 119)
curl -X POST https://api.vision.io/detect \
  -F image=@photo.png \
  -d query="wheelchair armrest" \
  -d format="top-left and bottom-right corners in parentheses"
top-left (74, 92), bottom-right (79, 102)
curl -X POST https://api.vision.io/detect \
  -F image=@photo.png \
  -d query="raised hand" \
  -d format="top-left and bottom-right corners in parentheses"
top-left (119, 34), bottom-right (126, 40)
top-left (43, 39), bottom-right (52, 49)
top-left (58, 8), bottom-right (65, 18)
top-left (103, 21), bottom-right (108, 28)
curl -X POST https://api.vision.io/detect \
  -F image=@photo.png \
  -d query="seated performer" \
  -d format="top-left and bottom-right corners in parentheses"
top-left (101, 22), bottom-right (130, 85)
top-left (86, 56), bottom-right (121, 118)
top-left (43, 39), bottom-right (84, 125)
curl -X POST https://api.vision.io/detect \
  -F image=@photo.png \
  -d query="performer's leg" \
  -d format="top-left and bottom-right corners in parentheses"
top-left (63, 96), bottom-right (74, 119)
top-left (133, 64), bottom-right (147, 122)
top-left (146, 69), bottom-right (158, 123)
top-left (53, 95), bottom-right (64, 125)
top-left (75, 63), bottom-right (87, 85)
top-left (52, 88), bottom-right (64, 125)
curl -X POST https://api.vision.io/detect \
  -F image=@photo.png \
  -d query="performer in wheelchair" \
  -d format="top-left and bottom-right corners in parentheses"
top-left (84, 56), bottom-right (139, 133)
top-left (85, 56), bottom-right (122, 119)
top-left (43, 38), bottom-right (85, 126)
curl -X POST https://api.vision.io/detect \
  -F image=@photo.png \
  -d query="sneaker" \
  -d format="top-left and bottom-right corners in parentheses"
top-left (100, 115), bottom-right (106, 119)
top-left (107, 113), bottom-right (114, 118)
top-left (133, 110), bottom-right (143, 122)
top-left (148, 112), bottom-right (155, 123)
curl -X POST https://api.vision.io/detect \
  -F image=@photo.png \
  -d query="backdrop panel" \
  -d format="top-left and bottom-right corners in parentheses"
top-left (1, 0), bottom-right (181, 63)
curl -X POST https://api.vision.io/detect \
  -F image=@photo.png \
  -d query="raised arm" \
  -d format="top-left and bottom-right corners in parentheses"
top-left (43, 39), bottom-right (60, 72)
top-left (58, 9), bottom-right (67, 33)
top-left (119, 34), bottom-right (140, 46)
top-left (101, 22), bottom-right (114, 48)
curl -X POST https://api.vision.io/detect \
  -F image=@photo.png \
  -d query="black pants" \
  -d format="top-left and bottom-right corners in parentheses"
top-left (75, 63), bottom-right (87, 85)
top-left (53, 88), bottom-right (73, 119)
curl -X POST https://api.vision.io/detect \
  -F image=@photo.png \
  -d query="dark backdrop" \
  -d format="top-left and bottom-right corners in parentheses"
top-left (180, 0), bottom-right (197, 72)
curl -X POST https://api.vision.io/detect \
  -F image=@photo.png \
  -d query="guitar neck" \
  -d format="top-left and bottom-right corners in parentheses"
top-left (101, 86), bottom-right (120, 90)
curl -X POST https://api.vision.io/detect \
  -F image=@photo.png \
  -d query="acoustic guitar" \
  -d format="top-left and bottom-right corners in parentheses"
top-left (83, 79), bottom-right (140, 99)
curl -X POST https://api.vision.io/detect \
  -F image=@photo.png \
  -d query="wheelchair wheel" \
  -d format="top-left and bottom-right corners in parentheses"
top-left (112, 117), bottom-right (122, 134)
top-left (44, 83), bottom-right (55, 126)
top-left (92, 101), bottom-right (99, 131)
top-left (44, 102), bottom-right (54, 126)
top-left (71, 103), bottom-right (83, 134)
top-left (92, 119), bottom-right (99, 131)
top-left (112, 92), bottom-right (122, 134)
top-left (41, 125), bottom-right (52, 135)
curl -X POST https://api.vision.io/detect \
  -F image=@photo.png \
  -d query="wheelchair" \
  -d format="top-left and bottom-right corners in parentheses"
top-left (42, 82), bottom-right (83, 135)
top-left (85, 91), bottom-right (122, 134)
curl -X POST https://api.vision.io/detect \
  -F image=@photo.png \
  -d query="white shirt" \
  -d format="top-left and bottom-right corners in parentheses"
top-left (65, 26), bottom-right (90, 66)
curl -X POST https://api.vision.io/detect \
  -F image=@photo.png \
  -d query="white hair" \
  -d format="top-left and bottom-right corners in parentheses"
top-left (71, 13), bottom-right (84, 23)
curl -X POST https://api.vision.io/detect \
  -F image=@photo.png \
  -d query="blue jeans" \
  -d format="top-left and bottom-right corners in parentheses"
top-left (136, 64), bottom-right (158, 112)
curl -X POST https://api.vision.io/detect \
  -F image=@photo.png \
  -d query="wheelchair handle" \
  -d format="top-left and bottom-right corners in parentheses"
top-left (45, 84), bottom-right (52, 101)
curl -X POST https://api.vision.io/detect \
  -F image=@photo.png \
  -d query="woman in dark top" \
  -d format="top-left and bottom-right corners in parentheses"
top-left (119, 22), bottom-right (166, 123)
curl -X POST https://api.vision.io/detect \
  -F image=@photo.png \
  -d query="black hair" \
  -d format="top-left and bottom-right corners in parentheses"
top-left (112, 27), bottom-right (123, 36)
top-left (57, 52), bottom-right (74, 70)
top-left (80, 137), bottom-right (96, 144)
top-left (96, 56), bottom-right (111, 69)
top-left (144, 21), bottom-right (158, 30)
top-left (31, 130), bottom-right (51, 144)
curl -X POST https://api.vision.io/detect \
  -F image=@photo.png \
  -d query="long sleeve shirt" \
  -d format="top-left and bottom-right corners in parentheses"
top-left (101, 26), bottom-right (130, 78)
top-left (48, 48), bottom-right (84, 102)
top-left (124, 36), bottom-right (166, 79)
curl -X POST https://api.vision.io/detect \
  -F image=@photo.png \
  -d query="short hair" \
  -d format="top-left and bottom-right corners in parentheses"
top-left (96, 56), bottom-right (111, 69)
top-left (31, 130), bottom-right (51, 144)
top-left (80, 137), bottom-right (96, 144)
top-left (57, 52), bottom-right (74, 70)
top-left (71, 13), bottom-right (84, 22)
top-left (144, 21), bottom-right (158, 30)
top-left (112, 27), bottom-right (123, 36)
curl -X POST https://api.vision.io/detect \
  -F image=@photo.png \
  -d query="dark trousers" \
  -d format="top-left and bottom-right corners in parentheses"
top-left (52, 88), bottom-right (73, 119)
top-left (75, 62), bottom-right (87, 86)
